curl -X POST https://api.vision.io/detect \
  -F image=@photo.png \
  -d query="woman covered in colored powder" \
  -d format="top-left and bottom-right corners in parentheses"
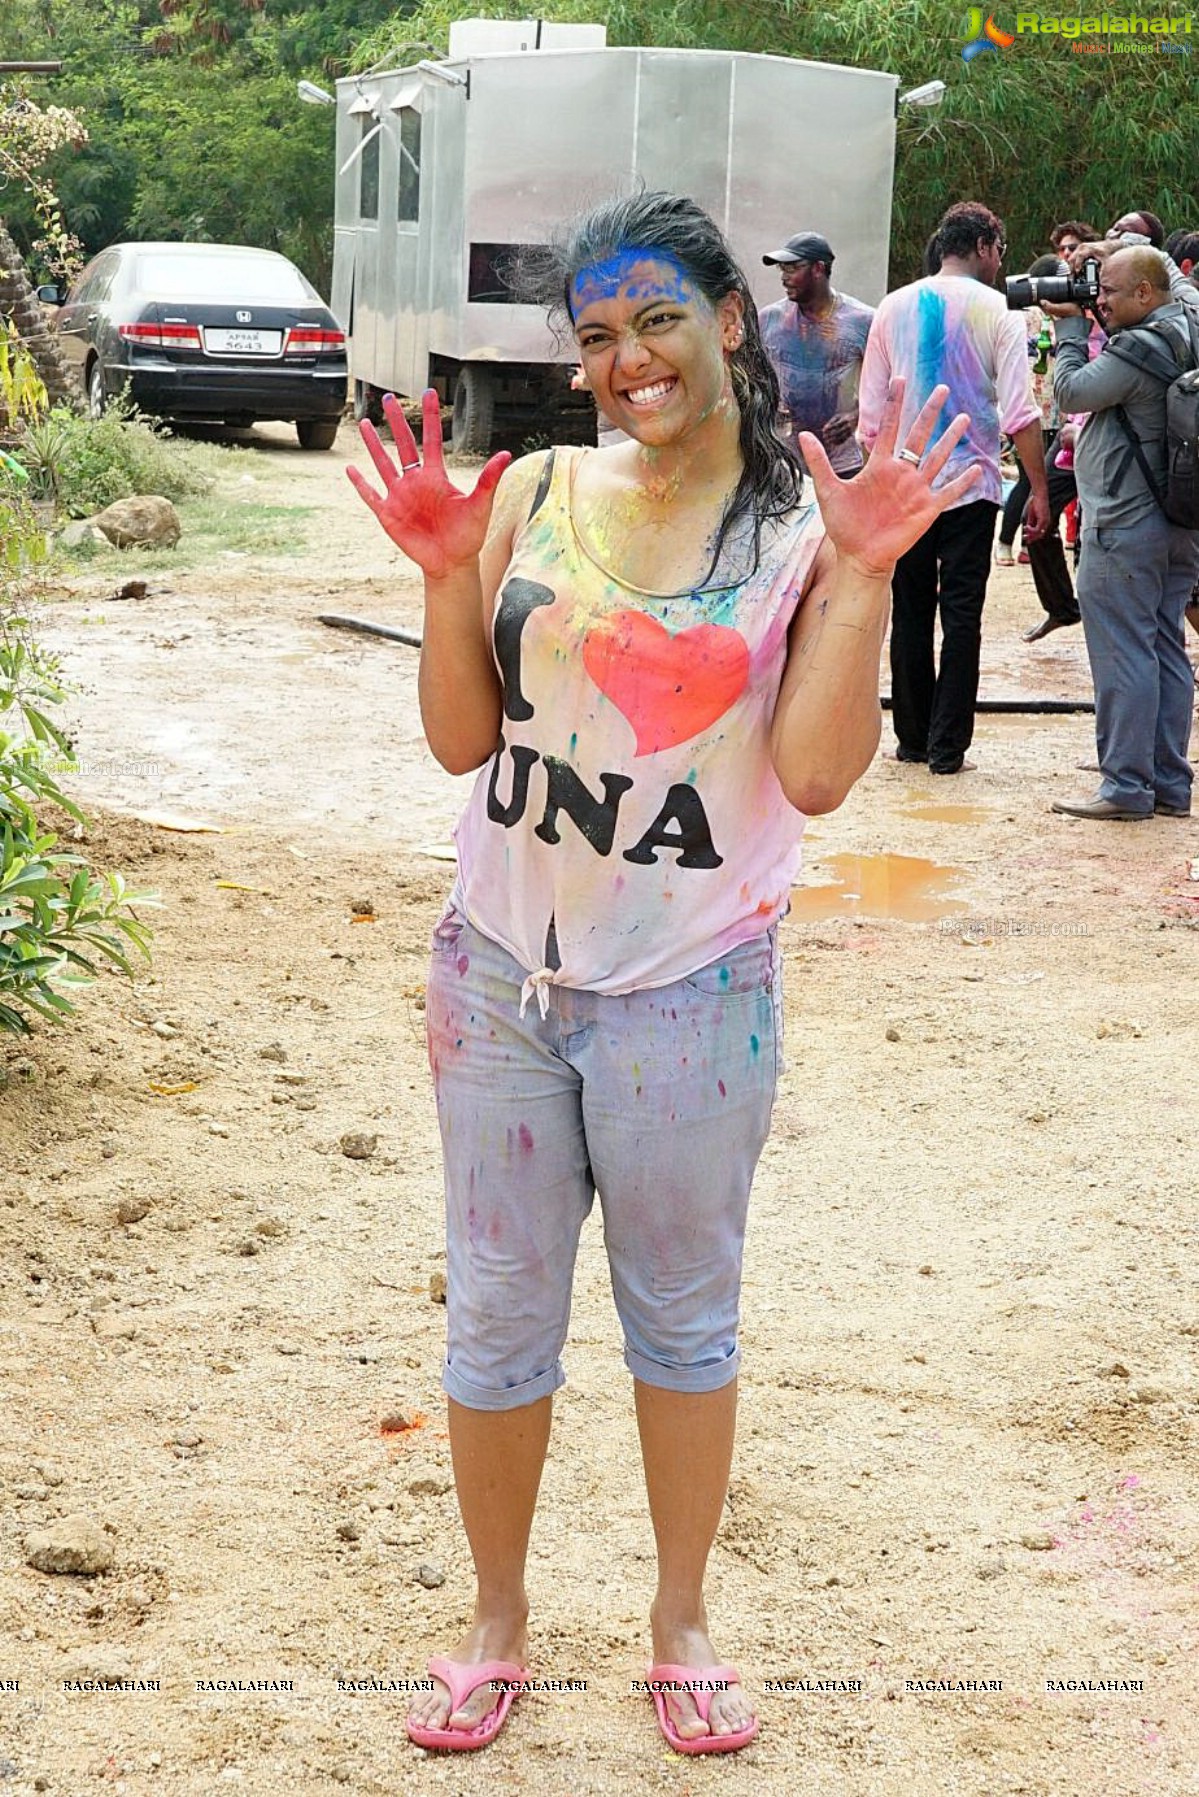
top-left (349, 192), bottom-right (978, 1757)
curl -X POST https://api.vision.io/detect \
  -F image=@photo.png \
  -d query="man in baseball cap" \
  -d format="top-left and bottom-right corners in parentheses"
top-left (757, 231), bottom-right (874, 478)
top-left (762, 231), bottom-right (836, 268)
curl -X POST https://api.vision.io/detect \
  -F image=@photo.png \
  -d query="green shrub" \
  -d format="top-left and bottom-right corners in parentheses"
top-left (1, 491), bottom-right (155, 1036)
top-left (16, 396), bottom-right (215, 517)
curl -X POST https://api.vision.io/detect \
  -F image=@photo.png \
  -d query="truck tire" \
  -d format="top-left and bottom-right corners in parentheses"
top-left (353, 380), bottom-right (385, 426)
top-left (296, 418), bottom-right (339, 451)
top-left (451, 366), bottom-right (494, 455)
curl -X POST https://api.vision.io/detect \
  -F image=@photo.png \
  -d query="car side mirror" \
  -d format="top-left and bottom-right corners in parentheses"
top-left (36, 284), bottom-right (63, 305)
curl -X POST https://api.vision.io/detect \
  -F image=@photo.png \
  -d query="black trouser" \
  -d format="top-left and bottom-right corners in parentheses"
top-left (1027, 443), bottom-right (1081, 624)
top-left (999, 428), bottom-right (1054, 547)
top-left (890, 499), bottom-right (998, 770)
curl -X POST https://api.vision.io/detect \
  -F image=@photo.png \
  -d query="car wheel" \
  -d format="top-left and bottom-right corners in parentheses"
top-left (451, 366), bottom-right (494, 456)
top-left (353, 380), bottom-right (384, 426)
top-left (87, 362), bottom-right (106, 420)
top-left (296, 419), bottom-right (339, 451)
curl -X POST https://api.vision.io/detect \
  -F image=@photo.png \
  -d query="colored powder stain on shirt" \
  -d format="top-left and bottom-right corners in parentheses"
top-left (720, 965), bottom-right (731, 986)
top-left (915, 287), bottom-right (953, 441)
top-left (456, 954), bottom-right (470, 977)
top-left (517, 1122), bottom-right (534, 1153)
top-left (569, 732), bottom-right (578, 755)
top-left (718, 1079), bottom-right (727, 1098)
top-left (758, 292), bottom-right (874, 473)
top-left (750, 1033), bottom-right (760, 1057)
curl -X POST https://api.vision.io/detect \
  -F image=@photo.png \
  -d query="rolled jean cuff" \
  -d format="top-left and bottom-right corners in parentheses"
top-left (442, 1357), bottom-right (565, 1412)
top-left (623, 1342), bottom-right (741, 1394)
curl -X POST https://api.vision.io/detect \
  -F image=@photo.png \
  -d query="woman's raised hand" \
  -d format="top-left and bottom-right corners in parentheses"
top-left (347, 389), bottom-right (512, 580)
top-left (798, 379), bottom-right (981, 577)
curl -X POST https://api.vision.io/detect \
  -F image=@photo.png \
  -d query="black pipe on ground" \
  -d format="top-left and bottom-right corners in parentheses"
top-left (318, 614), bottom-right (423, 648)
top-left (318, 617), bottom-right (1098, 714)
top-left (883, 697), bottom-right (1095, 714)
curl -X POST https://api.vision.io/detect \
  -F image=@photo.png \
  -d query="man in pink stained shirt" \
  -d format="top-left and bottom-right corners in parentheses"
top-left (859, 202), bottom-right (1050, 773)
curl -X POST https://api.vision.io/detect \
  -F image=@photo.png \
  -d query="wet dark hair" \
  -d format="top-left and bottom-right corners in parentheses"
top-left (1167, 228), bottom-right (1199, 266)
top-left (937, 201), bottom-right (1004, 261)
top-left (521, 191), bottom-right (803, 582)
top-left (1050, 219), bottom-right (1098, 248)
top-left (1028, 254), bottom-right (1063, 278)
top-left (921, 230), bottom-right (943, 276)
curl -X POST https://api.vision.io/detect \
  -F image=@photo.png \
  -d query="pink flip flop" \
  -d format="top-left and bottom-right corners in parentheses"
top-left (646, 1662), bottom-right (759, 1755)
top-left (406, 1655), bottom-right (528, 1751)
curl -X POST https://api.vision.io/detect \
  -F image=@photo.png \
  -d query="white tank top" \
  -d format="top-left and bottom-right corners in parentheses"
top-left (451, 447), bottom-right (824, 1002)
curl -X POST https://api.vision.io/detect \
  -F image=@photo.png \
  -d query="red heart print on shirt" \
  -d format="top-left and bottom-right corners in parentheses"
top-left (582, 610), bottom-right (750, 757)
top-left (582, 610), bottom-right (751, 751)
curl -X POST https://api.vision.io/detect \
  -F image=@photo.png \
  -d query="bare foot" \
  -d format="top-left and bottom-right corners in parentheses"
top-left (1023, 616), bottom-right (1077, 642)
top-left (407, 1614), bottom-right (528, 1736)
top-left (650, 1606), bottom-right (755, 1742)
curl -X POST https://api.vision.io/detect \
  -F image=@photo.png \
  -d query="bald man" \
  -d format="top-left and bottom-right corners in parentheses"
top-left (1045, 247), bottom-right (1199, 819)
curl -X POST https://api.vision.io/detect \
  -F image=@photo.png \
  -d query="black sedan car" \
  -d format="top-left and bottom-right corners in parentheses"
top-left (45, 242), bottom-right (347, 449)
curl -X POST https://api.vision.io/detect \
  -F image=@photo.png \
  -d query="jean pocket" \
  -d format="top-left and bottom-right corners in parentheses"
top-left (682, 932), bottom-right (775, 998)
top-left (430, 904), bottom-right (468, 957)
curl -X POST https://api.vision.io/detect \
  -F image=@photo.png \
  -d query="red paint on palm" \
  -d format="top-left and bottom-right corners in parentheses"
top-left (346, 386), bottom-right (511, 576)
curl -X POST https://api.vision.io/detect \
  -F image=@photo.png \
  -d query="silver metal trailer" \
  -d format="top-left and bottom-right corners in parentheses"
top-left (332, 21), bottom-right (899, 453)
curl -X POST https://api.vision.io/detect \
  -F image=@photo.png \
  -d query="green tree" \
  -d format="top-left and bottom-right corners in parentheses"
top-left (0, 0), bottom-right (398, 291)
top-left (3, 0), bottom-right (1197, 295)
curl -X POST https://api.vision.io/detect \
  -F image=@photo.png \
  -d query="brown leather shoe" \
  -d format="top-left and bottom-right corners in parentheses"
top-left (1051, 796), bottom-right (1150, 820)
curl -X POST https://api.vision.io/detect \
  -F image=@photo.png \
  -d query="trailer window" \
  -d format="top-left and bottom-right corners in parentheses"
top-left (396, 108), bottom-right (421, 224)
top-left (359, 119), bottom-right (380, 222)
top-left (468, 243), bottom-right (544, 304)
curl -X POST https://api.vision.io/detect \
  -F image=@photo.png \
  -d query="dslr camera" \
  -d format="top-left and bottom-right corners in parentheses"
top-left (1005, 257), bottom-right (1101, 311)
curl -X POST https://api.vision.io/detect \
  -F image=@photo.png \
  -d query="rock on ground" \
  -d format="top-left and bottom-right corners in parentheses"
top-left (24, 1514), bottom-right (115, 1575)
top-left (92, 496), bottom-right (181, 549)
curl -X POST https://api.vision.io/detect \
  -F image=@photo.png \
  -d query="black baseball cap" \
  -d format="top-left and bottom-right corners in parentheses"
top-left (762, 232), bottom-right (835, 267)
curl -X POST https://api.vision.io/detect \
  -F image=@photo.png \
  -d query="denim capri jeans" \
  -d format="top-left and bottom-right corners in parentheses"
top-left (425, 907), bottom-right (781, 1411)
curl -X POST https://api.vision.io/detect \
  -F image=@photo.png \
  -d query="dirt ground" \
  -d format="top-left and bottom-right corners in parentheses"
top-left (2, 420), bottom-right (1198, 1797)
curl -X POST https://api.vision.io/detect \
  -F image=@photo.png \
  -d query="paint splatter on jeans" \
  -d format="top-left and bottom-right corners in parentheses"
top-left (426, 909), bottom-right (780, 1410)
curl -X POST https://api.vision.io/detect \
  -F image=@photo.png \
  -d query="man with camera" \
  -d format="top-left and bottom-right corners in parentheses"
top-left (1044, 248), bottom-right (1199, 820)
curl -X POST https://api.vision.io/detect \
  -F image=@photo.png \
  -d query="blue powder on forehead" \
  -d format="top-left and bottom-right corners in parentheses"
top-left (569, 250), bottom-right (695, 316)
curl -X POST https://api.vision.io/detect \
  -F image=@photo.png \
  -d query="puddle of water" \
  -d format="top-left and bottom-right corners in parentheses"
top-left (792, 851), bottom-right (972, 922)
top-left (900, 803), bottom-right (995, 825)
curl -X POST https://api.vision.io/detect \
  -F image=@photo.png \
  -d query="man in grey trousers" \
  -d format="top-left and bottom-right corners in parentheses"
top-left (1046, 247), bottom-right (1199, 820)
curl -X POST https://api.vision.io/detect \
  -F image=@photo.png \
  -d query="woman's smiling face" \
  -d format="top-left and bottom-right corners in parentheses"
top-left (570, 252), bottom-right (742, 446)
